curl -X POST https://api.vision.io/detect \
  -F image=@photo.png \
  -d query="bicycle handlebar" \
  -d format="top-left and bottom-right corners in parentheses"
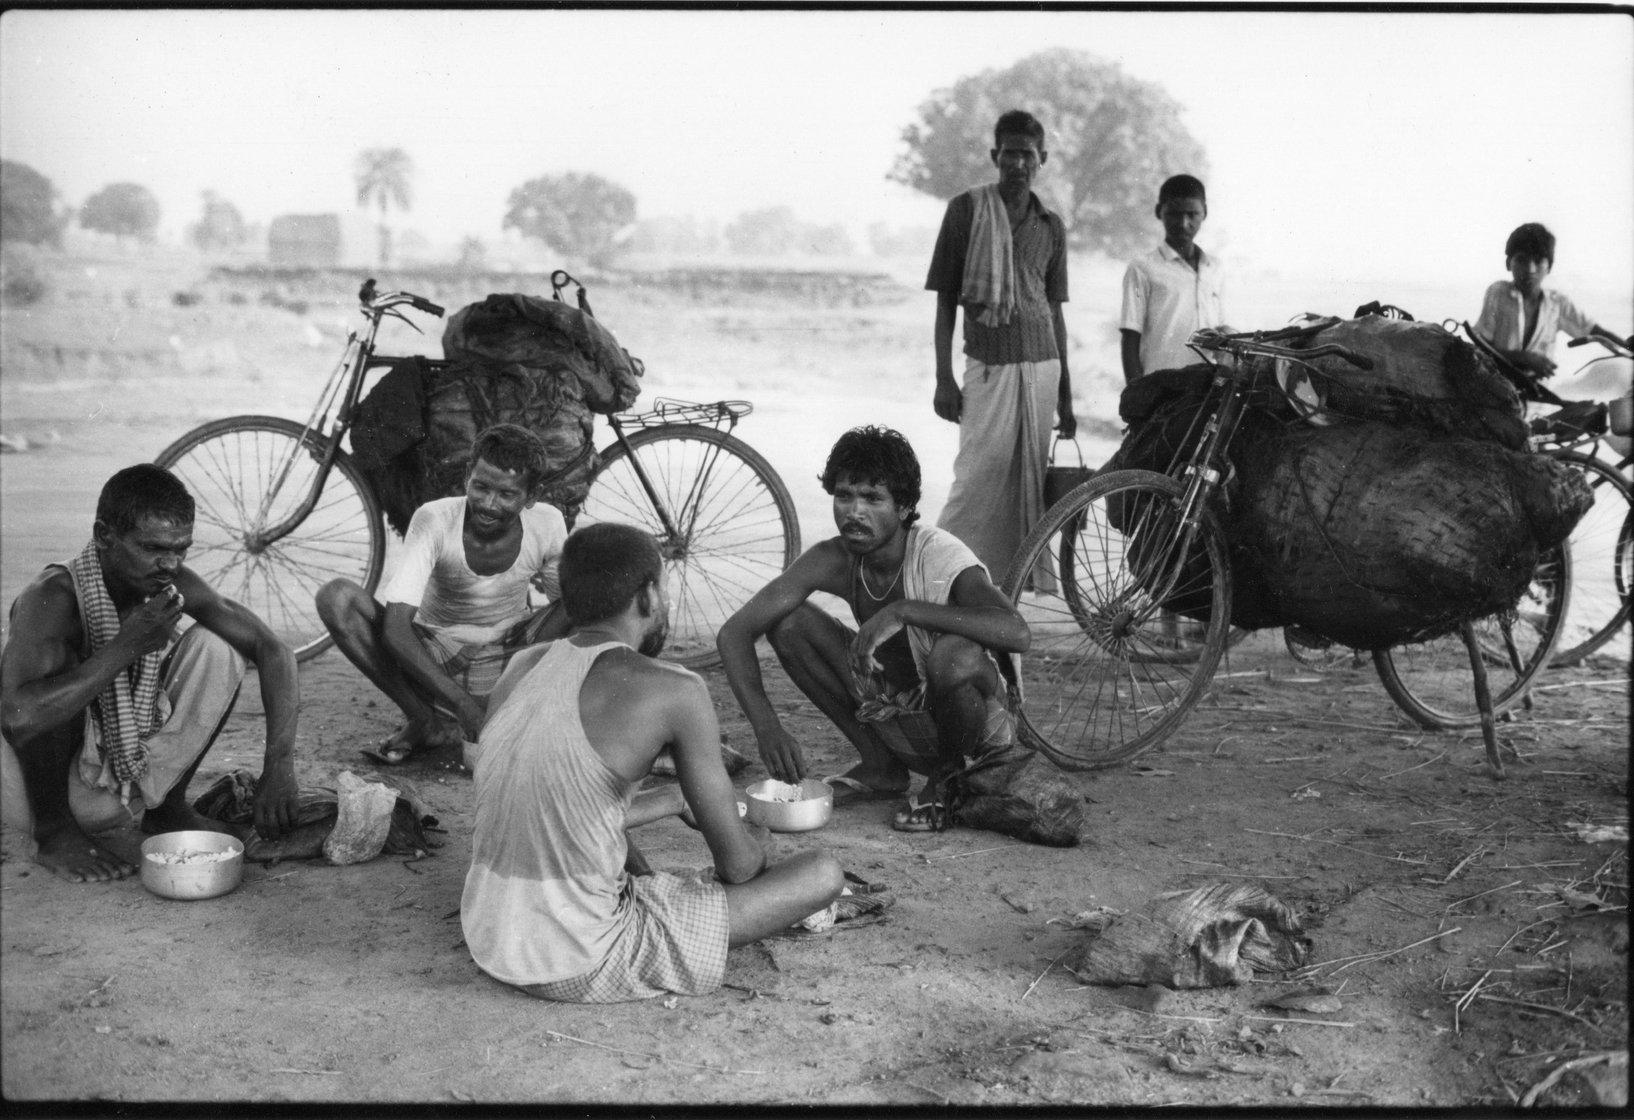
top-left (357, 277), bottom-right (445, 319)
top-left (1189, 328), bottom-right (1374, 370)
top-left (1567, 334), bottom-right (1634, 359)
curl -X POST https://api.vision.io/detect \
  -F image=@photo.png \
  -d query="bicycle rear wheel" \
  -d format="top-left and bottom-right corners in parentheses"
top-left (1001, 470), bottom-right (1232, 770)
top-left (1548, 451), bottom-right (1632, 665)
top-left (154, 416), bottom-right (385, 661)
top-left (1373, 545), bottom-right (1570, 729)
top-left (579, 425), bottom-right (800, 668)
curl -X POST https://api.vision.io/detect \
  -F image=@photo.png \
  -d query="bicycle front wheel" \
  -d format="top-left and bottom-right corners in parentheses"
top-left (579, 425), bottom-right (800, 668)
top-left (1001, 470), bottom-right (1232, 770)
top-left (1373, 545), bottom-right (1570, 729)
top-left (154, 416), bottom-right (385, 661)
top-left (1549, 451), bottom-right (1632, 665)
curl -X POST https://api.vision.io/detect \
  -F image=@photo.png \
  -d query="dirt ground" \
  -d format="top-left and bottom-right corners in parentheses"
top-left (1, 251), bottom-right (1628, 1108)
top-left (2, 636), bottom-right (1627, 1108)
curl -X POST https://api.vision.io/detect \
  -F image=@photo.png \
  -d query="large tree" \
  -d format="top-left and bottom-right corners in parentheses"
top-left (1, 160), bottom-right (64, 247)
top-left (503, 172), bottom-right (636, 264)
top-left (889, 49), bottom-right (1207, 259)
top-left (79, 181), bottom-right (161, 244)
top-left (188, 189), bottom-right (248, 253)
top-left (354, 147), bottom-right (414, 268)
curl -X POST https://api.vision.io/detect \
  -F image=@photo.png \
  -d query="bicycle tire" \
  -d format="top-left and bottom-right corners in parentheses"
top-left (579, 425), bottom-right (800, 669)
top-left (154, 416), bottom-right (385, 662)
top-left (1372, 545), bottom-right (1570, 729)
top-left (1548, 451), bottom-right (1633, 665)
top-left (1001, 470), bottom-right (1232, 770)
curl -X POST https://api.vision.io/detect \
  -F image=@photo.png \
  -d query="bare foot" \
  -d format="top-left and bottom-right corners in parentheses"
top-left (373, 717), bottom-right (462, 763)
top-left (35, 825), bottom-right (136, 883)
top-left (827, 762), bottom-right (910, 795)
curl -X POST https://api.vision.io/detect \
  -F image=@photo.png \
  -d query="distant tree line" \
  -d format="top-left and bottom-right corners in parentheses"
top-left (7, 50), bottom-right (1204, 266)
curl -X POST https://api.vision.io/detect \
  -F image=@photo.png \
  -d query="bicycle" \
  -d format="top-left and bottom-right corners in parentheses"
top-left (1001, 319), bottom-right (1568, 776)
top-left (1458, 326), bottom-right (1632, 665)
top-left (154, 276), bottom-right (800, 669)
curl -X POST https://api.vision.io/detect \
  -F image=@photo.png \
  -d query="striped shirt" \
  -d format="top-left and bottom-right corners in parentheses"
top-left (926, 188), bottom-right (1068, 365)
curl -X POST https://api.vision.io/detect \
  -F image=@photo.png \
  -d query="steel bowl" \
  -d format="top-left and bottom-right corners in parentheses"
top-left (743, 778), bottom-right (833, 832)
top-left (140, 830), bottom-right (244, 900)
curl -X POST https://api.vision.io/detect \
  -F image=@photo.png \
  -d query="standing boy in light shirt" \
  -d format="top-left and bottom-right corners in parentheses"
top-left (1120, 175), bottom-right (1226, 383)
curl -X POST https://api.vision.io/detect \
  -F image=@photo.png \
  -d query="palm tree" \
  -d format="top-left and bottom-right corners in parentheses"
top-left (354, 147), bottom-right (414, 269)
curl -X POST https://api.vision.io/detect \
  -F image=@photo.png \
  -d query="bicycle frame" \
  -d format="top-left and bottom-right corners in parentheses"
top-left (601, 399), bottom-right (752, 547)
top-left (247, 284), bottom-right (433, 552)
top-left (1134, 327), bottom-right (1369, 614)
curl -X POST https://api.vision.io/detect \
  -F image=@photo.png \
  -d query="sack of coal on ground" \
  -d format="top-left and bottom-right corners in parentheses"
top-left (1224, 422), bottom-right (1592, 648)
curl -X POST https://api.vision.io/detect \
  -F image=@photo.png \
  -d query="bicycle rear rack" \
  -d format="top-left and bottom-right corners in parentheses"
top-left (616, 398), bottom-right (753, 429)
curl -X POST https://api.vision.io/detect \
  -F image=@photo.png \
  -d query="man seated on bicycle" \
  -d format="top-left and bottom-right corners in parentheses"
top-left (716, 426), bottom-right (1029, 833)
top-left (316, 423), bottom-right (569, 766)
top-left (1473, 222), bottom-right (1630, 380)
top-left (1, 464), bottom-right (301, 882)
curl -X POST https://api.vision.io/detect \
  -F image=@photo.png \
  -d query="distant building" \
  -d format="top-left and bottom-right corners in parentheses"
top-left (266, 212), bottom-right (382, 268)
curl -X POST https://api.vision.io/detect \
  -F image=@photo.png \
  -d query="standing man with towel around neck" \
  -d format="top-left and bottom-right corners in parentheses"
top-left (926, 108), bottom-right (1075, 583)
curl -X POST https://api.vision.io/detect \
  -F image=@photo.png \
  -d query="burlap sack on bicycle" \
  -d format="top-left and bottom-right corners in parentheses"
top-left (1223, 422), bottom-right (1592, 648)
top-left (441, 292), bottom-right (643, 415)
top-left (1284, 317), bottom-right (1528, 448)
top-left (351, 356), bottom-right (433, 535)
top-left (416, 358), bottom-right (600, 525)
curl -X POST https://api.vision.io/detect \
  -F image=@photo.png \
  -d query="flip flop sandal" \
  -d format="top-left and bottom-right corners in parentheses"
top-left (359, 743), bottom-right (414, 767)
top-left (890, 798), bottom-right (947, 833)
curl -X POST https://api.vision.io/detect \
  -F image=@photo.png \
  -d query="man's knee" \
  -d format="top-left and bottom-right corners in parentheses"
top-left (924, 634), bottom-right (995, 694)
top-left (169, 625), bottom-right (247, 692)
top-left (766, 604), bottom-right (827, 661)
top-left (315, 579), bottom-right (372, 629)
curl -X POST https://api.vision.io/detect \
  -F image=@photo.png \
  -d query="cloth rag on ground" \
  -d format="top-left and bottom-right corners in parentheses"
top-left (190, 770), bottom-right (440, 864)
top-left (1064, 882), bottom-right (1310, 989)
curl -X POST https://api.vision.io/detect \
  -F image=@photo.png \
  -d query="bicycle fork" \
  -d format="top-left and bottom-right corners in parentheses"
top-left (1128, 379), bottom-right (1245, 625)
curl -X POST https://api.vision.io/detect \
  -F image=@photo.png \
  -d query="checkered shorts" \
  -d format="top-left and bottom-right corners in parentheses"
top-left (413, 608), bottom-right (552, 700)
top-left (519, 870), bottom-right (730, 1004)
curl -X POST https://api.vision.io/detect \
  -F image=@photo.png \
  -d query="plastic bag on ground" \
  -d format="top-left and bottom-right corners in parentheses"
top-left (323, 770), bottom-right (401, 865)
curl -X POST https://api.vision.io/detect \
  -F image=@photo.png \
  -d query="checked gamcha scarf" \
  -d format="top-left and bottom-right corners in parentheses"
top-left (67, 540), bottom-right (165, 799)
top-left (959, 183), bottom-right (1019, 328)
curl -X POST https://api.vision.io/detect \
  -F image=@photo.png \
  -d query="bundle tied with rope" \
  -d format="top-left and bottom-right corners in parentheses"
top-left (1105, 314), bottom-right (1593, 649)
top-left (349, 280), bottom-right (644, 532)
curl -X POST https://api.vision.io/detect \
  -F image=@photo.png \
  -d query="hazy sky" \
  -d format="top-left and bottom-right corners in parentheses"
top-left (3, 8), bottom-right (1631, 298)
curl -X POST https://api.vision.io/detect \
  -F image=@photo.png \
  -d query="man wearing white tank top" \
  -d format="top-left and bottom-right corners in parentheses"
top-left (462, 523), bottom-right (845, 1002)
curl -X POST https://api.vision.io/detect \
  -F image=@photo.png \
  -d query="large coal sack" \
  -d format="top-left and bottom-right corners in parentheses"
top-left (442, 292), bottom-right (643, 415)
top-left (418, 359), bottom-right (599, 526)
top-left (1288, 317), bottom-right (1528, 448)
top-left (1224, 423), bottom-right (1592, 647)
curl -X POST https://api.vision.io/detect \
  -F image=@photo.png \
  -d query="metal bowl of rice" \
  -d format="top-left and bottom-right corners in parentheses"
top-left (743, 779), bottom-right (833, 832)
top-left (140, 830), bottom-right (244, 900)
